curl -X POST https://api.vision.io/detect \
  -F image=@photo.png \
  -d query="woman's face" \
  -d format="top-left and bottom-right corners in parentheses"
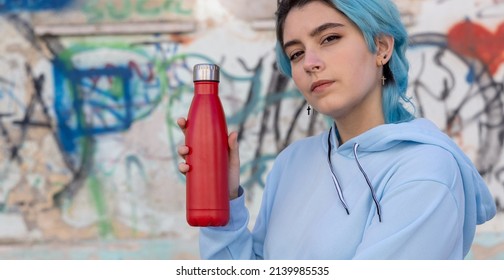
top-left (282, 1), bottom-right (384, 122)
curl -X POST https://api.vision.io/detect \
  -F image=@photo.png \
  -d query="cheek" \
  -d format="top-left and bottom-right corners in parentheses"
top-left (347, 52), bottom-right (377, 83)
top-left (291, 67), bottom-right (307, 90)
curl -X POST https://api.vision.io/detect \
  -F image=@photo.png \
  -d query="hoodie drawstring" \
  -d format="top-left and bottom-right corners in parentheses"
top-left (327, 127), bottom-right (383, 222)
top-left (353, 143), bottom-right (383, 222)
top-left (327, 127), bottom-right (350, 215)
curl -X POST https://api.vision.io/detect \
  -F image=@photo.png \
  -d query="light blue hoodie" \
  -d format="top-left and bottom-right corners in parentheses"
top-left (200, 118), bottom-right (496, 259)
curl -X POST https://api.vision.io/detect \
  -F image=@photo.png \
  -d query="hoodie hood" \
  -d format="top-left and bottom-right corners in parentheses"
top-left (325, 118), bottom-right (496, 255)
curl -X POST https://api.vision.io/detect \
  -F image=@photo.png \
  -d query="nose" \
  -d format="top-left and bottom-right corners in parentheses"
top-left (303, 49), bottom-right (324, 73)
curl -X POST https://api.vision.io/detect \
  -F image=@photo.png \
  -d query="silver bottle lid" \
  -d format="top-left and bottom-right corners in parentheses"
top-left (193, 64), bottom-right (220, 82)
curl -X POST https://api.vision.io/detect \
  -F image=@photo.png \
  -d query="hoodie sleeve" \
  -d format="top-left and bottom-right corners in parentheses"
top-left (199, 145), bottom-right (290, 260)
top-left (353, 179), bottom-right (464, 259)
top-left (353, 147), bottom-right (466, 259)
top-left (199, 178), bottom-right (278, 259)
top-left (199, 186), bottom-right (261, 259)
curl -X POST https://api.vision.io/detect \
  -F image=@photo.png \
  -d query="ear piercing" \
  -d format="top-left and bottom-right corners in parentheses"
top-left (381, 54), bottom-right (387, 86)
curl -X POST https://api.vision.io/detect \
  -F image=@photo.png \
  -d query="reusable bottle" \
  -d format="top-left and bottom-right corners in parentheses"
top-left (185, 64), bottom-right (229, 227)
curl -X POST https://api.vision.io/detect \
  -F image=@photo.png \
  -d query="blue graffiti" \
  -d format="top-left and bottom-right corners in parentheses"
top-left (53, 59), bottom-right (133, 154)
top-left (0, 0), bottom-right (73, 13)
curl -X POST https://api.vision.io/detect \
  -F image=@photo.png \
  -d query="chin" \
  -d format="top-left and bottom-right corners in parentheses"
top-left (315, 104), bottom-right (342, 115)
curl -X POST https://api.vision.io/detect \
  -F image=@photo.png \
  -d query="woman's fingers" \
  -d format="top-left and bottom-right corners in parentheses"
top-left (177, 118), bottom-right (189, 175)
top-left (177, 117), bottom-right (187, 134)
top-left (178, 162), bottom-right (190, 174)
top-left (178, 145), bottom-right (189, 159)
top-left (228, 131), bottom-right (240, 199)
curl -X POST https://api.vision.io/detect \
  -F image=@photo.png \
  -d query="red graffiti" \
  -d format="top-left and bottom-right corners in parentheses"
top-left (447, 20), bottom-right (504, 75)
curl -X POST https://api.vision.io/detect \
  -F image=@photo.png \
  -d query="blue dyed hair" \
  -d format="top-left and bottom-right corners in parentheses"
top-left (275, 0), bottom-right (414, 123)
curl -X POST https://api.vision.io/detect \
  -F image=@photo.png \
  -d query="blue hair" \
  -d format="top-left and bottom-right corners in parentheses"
top-left (275, 0), bottom-right (415, 123)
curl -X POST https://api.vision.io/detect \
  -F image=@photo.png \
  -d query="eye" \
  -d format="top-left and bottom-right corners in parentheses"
top-left (322, 34), bottom-right (341, 44)
top-left (289, 50), bottom-right (304, 61)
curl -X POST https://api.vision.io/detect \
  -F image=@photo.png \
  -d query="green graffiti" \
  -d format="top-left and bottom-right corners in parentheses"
top-left (81, 0), bottom-right (193, 23)
top-left (82, 0), bottom-right (104, 23)
top-left (110, 77), bottom-right (124, 98)
top-left (88, 174), bottom-right (114, 238)
top-left (107, 0), bottom-right (132, 21)
top-left (137, 0), bottom-right (160, 16)
top-left (165, 0), bottom-right (192, 15)
top-left (125, 155), bottom-right (148, 237)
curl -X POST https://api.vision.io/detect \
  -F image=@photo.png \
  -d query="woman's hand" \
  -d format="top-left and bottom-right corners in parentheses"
top-left (177, 117), bottom-right (241, 200)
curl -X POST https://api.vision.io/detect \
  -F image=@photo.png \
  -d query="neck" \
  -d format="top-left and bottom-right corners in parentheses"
top-left (334, 93), bottom-right (385, 144)
top-left (335, 114), bottom-right (384, 144)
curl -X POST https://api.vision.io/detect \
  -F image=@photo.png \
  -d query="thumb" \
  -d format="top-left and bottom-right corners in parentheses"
top-left (228, 131), bottom-right (240, 165)
top-left (227, 131), bottom-right (241, 199)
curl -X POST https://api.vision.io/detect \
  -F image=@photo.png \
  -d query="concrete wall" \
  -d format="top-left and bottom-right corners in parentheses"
top-left (0, 0), bottom-right (503, 259)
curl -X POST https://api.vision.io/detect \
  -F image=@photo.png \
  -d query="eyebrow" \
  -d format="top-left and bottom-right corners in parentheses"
top-left (283, 22), bottom-right (344, 50)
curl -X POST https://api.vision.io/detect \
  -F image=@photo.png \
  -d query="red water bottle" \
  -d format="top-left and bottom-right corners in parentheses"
top-left (185, 64), bottom-right (229, 227)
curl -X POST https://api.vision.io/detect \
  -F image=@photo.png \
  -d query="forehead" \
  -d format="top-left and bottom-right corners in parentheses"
top-left (283, 1), bottom-right (351, 39)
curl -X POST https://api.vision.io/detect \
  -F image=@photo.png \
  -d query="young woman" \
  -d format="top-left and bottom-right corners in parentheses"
top-left (177, 0), bottom-right (496, 259)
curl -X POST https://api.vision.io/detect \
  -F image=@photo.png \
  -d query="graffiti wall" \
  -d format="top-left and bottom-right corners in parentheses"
top-left (0, 0), bottom-right (503, 259)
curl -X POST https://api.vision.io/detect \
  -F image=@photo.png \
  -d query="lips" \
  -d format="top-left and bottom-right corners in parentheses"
top-left (310, 80), bottom-right (334, 92)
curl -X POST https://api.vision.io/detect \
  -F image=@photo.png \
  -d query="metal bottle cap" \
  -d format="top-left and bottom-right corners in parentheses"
top-left (193, 64), bottom-right (220, 82)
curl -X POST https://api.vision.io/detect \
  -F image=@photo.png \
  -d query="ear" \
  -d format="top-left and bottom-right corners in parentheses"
top-left (375, 35), bottom-right (394, 66)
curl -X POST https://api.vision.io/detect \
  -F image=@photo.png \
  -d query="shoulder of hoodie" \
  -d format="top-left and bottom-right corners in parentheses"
top-left (382, 141), bottom-right (462, 190)
top-left (262, 132), bottom-right (326, 198)
top-left (267, 131), bottom-right (326, 175)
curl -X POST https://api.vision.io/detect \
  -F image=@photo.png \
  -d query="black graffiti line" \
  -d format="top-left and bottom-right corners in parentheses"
top-left (0, 77), bottom-right (18, 149)
top-left (5, 14), bottom-right (43, 52)
top-left (9, 72), bottom-right (48, 162)
top-left (409, 33), bottom-right (504, 123)
top-left (270, 64), bottom-right (291, 150)
top-left (5, 64), bottom-right (95, 205)
top-left (236, 57), bottom-right (263, 142)
top-left (0, 117), bottom-right (13, 149)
